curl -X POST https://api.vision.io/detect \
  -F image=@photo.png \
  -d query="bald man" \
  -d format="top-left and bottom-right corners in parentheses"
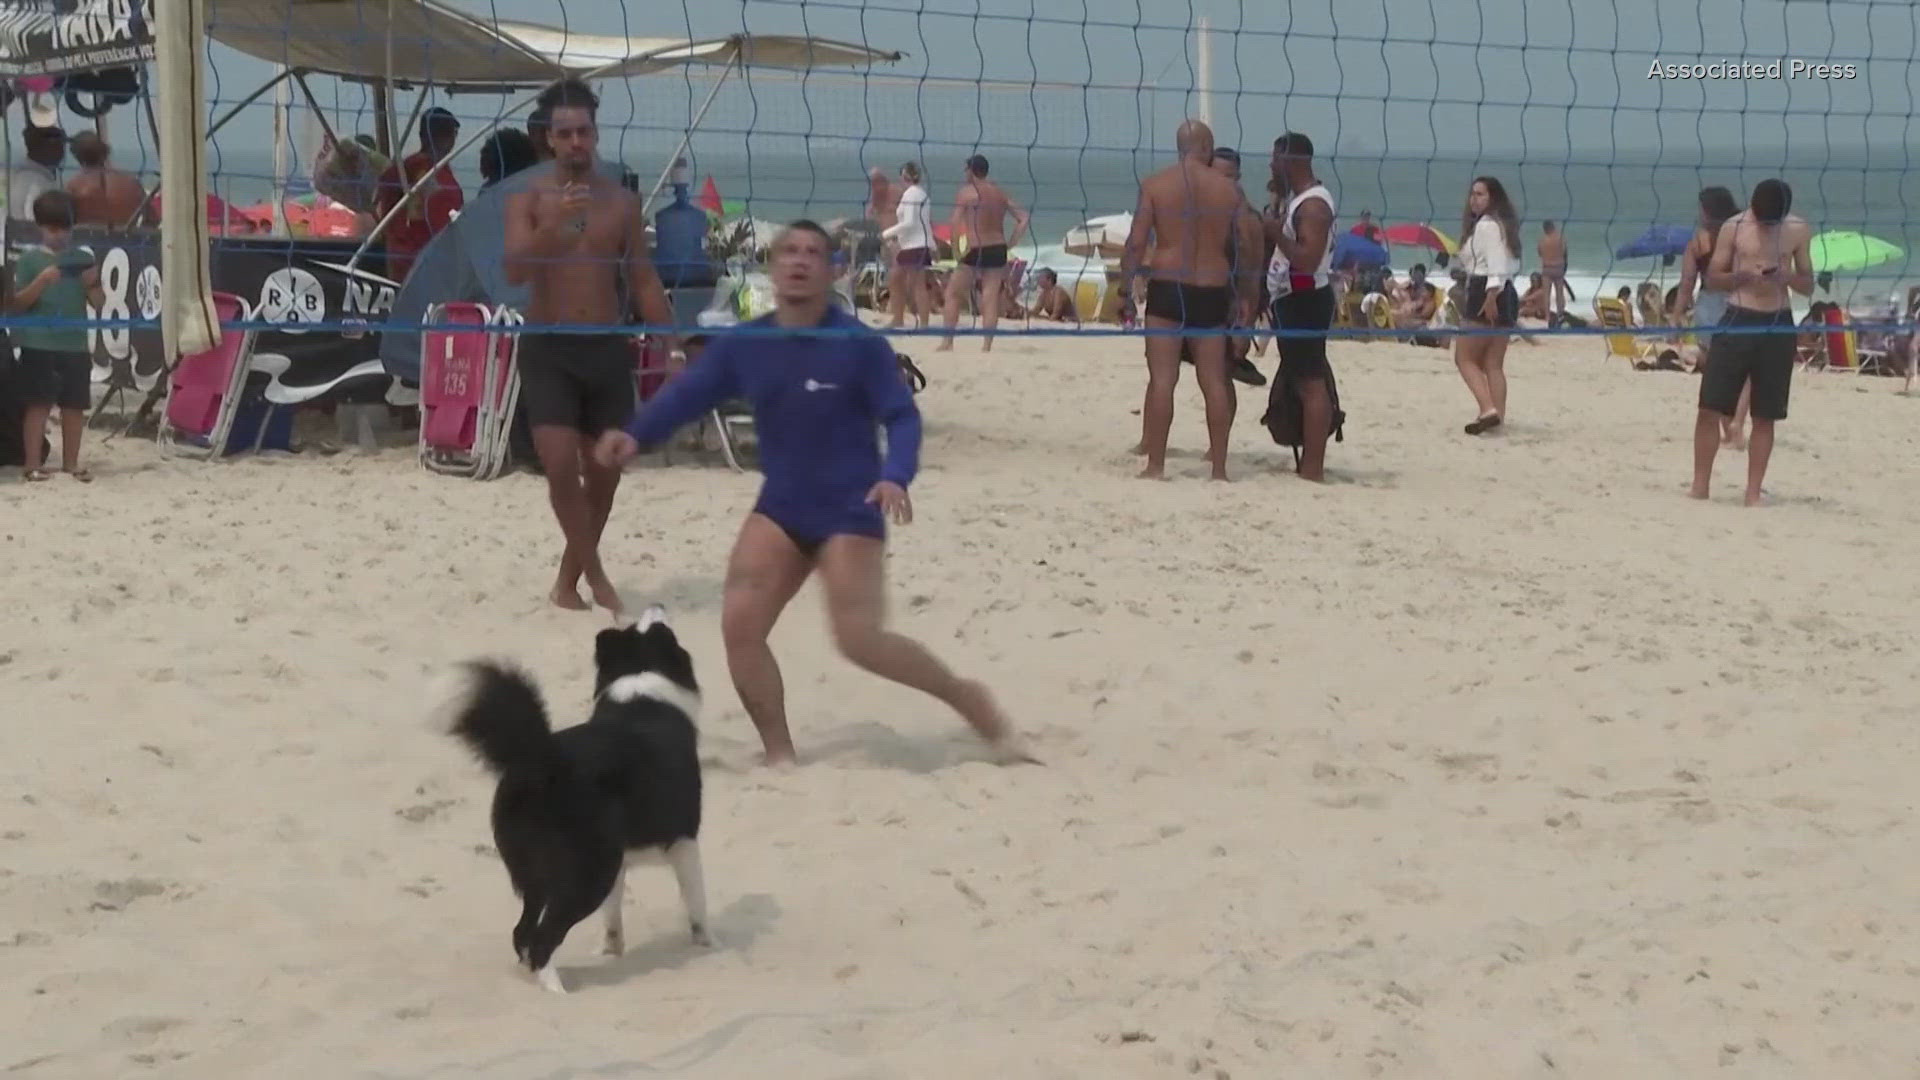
top-left (1121, 120), bottom-right (1263, 481)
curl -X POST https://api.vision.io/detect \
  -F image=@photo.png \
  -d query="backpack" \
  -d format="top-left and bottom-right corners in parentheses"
top-left (896, 352), bottom-right (927, 394)
top-left (1260, 367), bottom-right (1346, 467)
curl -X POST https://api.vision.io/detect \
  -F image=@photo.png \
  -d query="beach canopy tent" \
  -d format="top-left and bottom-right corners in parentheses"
top-left (204, 0), bottom-right (898, 92)
top-left (150, 0), bottom-right (899, 378)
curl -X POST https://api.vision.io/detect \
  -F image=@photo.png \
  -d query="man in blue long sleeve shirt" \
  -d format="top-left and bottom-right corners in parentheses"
top-left (597, 221), bottom-right (1034, 769)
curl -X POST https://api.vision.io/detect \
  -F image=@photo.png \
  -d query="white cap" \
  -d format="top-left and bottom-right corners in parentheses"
top-left (26, 91), bottom-right (59, 129)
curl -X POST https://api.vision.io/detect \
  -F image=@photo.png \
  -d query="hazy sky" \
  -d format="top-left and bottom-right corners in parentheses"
top-left (35, 0), bottom-right (1920, 172)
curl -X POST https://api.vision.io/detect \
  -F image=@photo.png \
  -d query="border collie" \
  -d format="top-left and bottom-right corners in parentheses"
top-left (431, 605), bottom-right (709, 993)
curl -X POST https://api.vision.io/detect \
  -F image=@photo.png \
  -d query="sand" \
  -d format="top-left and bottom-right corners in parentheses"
top-left (5, 331), bottom-right (1920, 1078)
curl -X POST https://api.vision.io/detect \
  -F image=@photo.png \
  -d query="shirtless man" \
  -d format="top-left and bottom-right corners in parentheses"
top-left (64, 132), bottom-right (145, 227)
top-left (1122, 120), bottom-right (1263, 481)
top-left (866, 166), bottom-right (896, 232)
top-left (1537, 221), bottom-right (1573, 316)
top-left (1689, 178), bottom-right (1812, 507)
top-left (937, 154), bottom-right (1029, 353)
top-left (503, 77), bottom-right (676, 613)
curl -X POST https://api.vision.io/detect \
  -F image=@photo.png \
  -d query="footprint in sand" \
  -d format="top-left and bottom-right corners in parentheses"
top-left (91, 878), bottom-right (168, 912)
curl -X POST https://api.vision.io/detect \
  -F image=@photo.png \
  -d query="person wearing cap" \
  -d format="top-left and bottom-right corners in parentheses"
top-left (65, 131), bottom-right (145, 228)
top-left (374, 106), bottom-right (464, 279)
top-left (7, 125), bottom-right (66, 220)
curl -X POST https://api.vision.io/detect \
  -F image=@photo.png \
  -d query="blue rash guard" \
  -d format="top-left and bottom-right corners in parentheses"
top-left (624, 306), bottom-right (922, 551)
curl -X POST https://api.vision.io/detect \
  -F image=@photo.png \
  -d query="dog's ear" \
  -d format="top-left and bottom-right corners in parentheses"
top-left (594, 625), bottom-right (633, 666)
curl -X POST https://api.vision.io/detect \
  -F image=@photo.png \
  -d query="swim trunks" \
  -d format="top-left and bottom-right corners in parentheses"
top-left (1699, 304), bottom-right (1795, 421)
top-left (1144, 279), bottom-right (1230, 328)
top-left (1271, 285), bottom-right (1335, 382)
top-left (960, 243), bottom-right (1008, 270)
top-left (515, 332), bottom-right (636, 436)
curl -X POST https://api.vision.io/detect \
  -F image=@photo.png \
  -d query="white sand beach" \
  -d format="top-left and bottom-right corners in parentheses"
top-left (6, 333), bottom-right (1920, 1078)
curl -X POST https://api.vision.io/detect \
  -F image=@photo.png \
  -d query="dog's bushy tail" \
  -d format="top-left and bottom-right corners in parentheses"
top-left (431, 661), bottom-right (561, 779)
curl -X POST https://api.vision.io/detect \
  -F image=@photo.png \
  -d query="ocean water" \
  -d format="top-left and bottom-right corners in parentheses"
top-left (201, 141), bottom-right (1920, 316)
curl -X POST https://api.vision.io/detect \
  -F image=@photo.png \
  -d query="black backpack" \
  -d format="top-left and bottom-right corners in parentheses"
top-left (1260, 367), bottom-right (1346, 467)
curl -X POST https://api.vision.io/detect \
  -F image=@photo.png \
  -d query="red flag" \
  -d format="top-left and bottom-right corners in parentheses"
top-left (699, 176), bottom-right (723, 214)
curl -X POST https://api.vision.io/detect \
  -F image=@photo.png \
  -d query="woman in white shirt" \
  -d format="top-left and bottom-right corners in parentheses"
top-left (1453, 175), bottom-right (1522, 435)
top-left (880, 161), bottom-right (935, 329)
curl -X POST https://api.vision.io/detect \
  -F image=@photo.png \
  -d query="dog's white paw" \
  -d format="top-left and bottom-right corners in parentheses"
top-left (690, 923), bottom-right (715, 948)
top-left (601, 931), bottom-right (625, 957)
top-left (534, 965), bottom-right (568, 994)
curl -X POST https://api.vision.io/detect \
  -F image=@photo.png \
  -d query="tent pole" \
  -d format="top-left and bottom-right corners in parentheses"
top-left (641, 54), bottom-right (738, 216)
top-left (127, 67), bottom-right (297, 230)
top-left (290, 72), bottom-right (341, 148)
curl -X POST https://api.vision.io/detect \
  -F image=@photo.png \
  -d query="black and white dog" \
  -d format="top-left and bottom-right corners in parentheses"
top-left (431, 605), bottom-right (709, 993)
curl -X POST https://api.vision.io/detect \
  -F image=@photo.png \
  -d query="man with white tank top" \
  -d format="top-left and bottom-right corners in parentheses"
top-left (1261, 132), bottom-right (1342, 482)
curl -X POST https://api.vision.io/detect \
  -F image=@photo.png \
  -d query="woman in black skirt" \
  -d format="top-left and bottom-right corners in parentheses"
top-left (1453, 176), bottom-right (1521, 434)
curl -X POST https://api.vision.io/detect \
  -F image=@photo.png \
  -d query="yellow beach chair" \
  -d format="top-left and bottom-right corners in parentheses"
top-left (1593, 297), bottom-right (1656, 367)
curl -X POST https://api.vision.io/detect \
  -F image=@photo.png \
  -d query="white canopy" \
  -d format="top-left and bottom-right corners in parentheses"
top-left (205, 0), bottom-right (902, 90)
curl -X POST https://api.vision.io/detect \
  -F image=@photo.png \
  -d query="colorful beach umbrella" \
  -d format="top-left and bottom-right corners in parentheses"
top-left (1614, 224), bottom-right (1693, 261)
top-left (1381, 222), bottom-right (1456, 254)
top-left (1809, 231), bottom-right (1902, 274)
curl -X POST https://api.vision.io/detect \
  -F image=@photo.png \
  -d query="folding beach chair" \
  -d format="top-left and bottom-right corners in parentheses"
top-left (1593, 297), bottom-right (1656, 368)
top-left (418, 302), bottom-right (522, 479)
top-left (159, 292), bottom-right (259, 459)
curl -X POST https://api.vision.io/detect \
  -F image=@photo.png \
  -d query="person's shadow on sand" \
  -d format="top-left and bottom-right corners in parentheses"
top-left (564, 892), bottom-right (780, 990)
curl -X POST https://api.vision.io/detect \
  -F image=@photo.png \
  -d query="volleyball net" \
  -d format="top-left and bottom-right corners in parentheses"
top-left (1, 0), bottom-right (1916, 381)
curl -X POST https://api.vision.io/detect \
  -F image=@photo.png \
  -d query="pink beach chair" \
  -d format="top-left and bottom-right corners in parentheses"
top-left (418, 302), bottom-right (522, 479)
top-left (160, 292), bottom-right (258, 459)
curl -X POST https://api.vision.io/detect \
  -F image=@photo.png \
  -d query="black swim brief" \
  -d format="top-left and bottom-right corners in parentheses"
top-left (1144, 279), bottom-right (1231, 329)
top-left (1699, 305), bottom-right (1796, 421)
top-left (960, 243), bottom-right (1008, 270)
top-left (515, 331), bottom-right (637, 436)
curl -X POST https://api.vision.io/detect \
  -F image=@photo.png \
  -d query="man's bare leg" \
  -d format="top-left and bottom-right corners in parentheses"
top-left (1722, 383), bottom-right (1751, 449)
top-left (719, 514), bottom-right (814, 766)
top-left (1137, 319), bottom-right (1183, 478)
top-left (937, 265), bottom-right (975, 352)
top-left (815, 534), bottom-right (1033, 762)
top-left (978, 267), bottom-right (1005, 352)
top-left (1295, 377), bottom-right (1332, 482)
top-left (1188, 333), bottom-right (1235, 481)
top-left (1744, 418), bottom-right (1775, 507)
top-left (556, 455), bottom-right (623, 610)
top-left (531, 425), bottom-right (618, 612)
top-left (1689, 408), bottom-right (1722, 499)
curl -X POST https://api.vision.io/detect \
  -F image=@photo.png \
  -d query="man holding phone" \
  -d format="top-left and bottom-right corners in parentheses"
top-left (1690, 178), bottom-right (1813, 507)
top-left (504, 77), bottom-right (676, 614)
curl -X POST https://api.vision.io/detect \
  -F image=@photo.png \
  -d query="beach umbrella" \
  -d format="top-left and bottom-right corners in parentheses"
top-left (1381, 222), bottom-right (1456, 254)
top-left (1330, 232), bottom-right (1389, 271)
top-left (1614, 224), bottom-right (1692, 261)
top-left (1062, 212), bottom-right (1134, 259)
top-left (1810, 231), bottom-right (1902, 274)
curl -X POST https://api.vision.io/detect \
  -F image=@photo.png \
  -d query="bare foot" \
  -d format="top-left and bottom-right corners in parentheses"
top-left (550, 585), bottom-right (591, 611)
top-left (1128, 441), bottom-right (1145, 455)
top-left (583, 567), bottom-right (624, 616)
top-left (1686, 483), bottom-right (1710, 500)
top-left (934, 341), bottom-right (953, 353)
top-left (954, 679), bottom-right (1039, 764)
top-left (1136, 464), bottom-right (1166, 480)
top-left (1744, 490), bottom-right (1765, 507)
top-left (761, 748), bottom-right (798, 770)
top-left (1209, 466), bottom-right (1230, 482)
